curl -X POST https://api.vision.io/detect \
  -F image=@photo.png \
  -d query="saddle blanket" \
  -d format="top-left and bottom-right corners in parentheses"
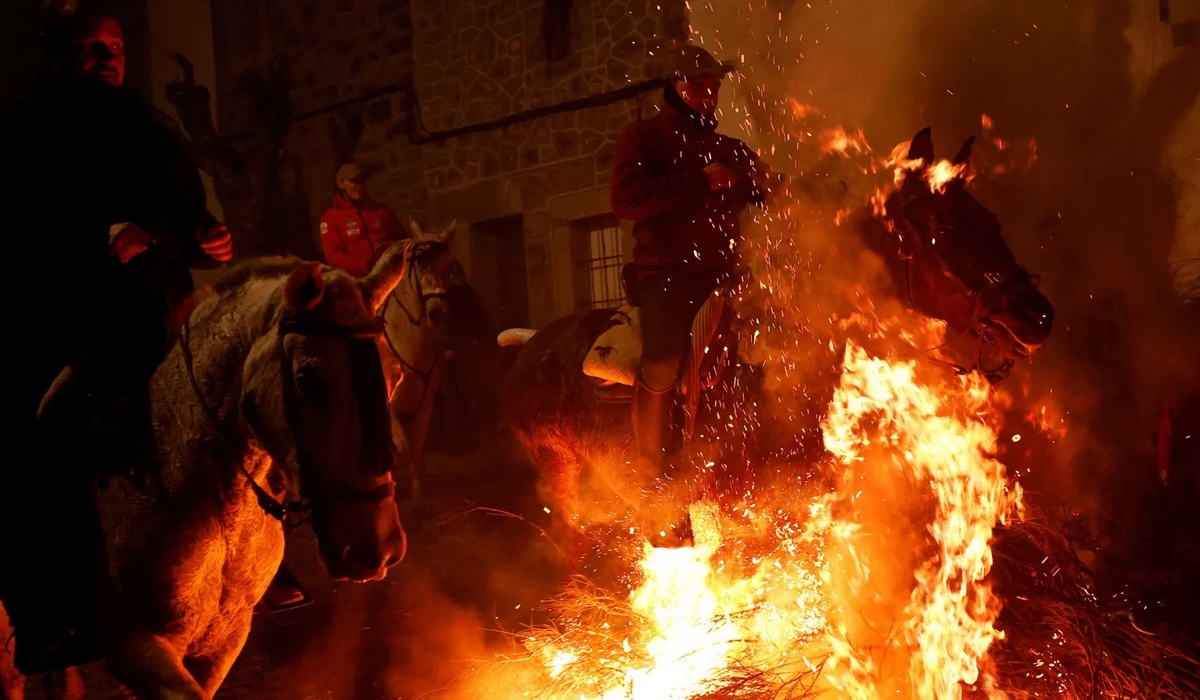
top-left (582, 306), bottom-right (641, 386)
top-left (582, 293), bottom-right (726, 388)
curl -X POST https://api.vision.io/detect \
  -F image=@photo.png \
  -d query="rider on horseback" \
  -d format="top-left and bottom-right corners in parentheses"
top-left (610, 44), bottom-right (769, 472)
top-left (1, 2), bottom-right (232, 674)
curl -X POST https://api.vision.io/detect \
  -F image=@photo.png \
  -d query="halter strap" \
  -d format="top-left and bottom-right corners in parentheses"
top-left (180, 312), bottom-right (393, 529)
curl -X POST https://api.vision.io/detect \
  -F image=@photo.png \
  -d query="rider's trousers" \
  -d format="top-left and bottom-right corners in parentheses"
top-left (635, 269), bottom-right (723, 391)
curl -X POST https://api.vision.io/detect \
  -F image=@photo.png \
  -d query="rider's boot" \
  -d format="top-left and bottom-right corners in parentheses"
top-left (632, 379), bottom-right (693, 549)
top-left (633, 378), bottom-right (673, 469)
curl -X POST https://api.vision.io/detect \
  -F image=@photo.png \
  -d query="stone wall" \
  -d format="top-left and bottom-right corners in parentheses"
top-left (208, 0), bottom-right (688, 327)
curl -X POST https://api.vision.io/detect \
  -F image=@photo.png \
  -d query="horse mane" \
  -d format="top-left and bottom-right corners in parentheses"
top-left (206, 256), bottom-right (313, 298)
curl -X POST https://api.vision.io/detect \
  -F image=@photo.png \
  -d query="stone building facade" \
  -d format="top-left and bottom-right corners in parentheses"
top-left (147, 0), bottom-right (1198, 325)
top-left (204, 0), bottom-right (689, 329)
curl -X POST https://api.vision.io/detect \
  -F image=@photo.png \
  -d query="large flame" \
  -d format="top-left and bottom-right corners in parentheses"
top-left (468, 328), bottom-right (1021, 699)
top-left (819, 338), bottom-right (1020, 699)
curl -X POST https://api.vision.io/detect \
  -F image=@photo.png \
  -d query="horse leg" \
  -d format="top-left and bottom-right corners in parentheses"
top-left (184, 628), bottom-right (251, 699)
top-left (49, 668), bottom-right (85, 700)
top-left (0, 601), bottom-right (25, 700)
top-left (0, 662), bottom-right (23, 700)
top-left (404, 368), bottom-right (442, 514)
top-left (106, 632), bottom-right (208, 700)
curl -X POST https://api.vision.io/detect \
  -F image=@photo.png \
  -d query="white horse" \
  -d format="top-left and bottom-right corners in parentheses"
top-left (377, 220), bottom-right (467, 510)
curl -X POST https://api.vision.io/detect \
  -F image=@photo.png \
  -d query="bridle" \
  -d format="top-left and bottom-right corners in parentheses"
top-left (180, 310), bottom-right (396, 530)
top-left (388, 242), bottom-right (451, 327)
top-left (380, 241), bottom-right (451, 420)
top-left (892, 211), bottom-right (1040, 383)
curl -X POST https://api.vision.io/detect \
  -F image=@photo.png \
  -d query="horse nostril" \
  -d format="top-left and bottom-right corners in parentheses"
top-left (346, 543), bottom-right (385, 571)
top-left (428, 308), bottom-right (447, 325)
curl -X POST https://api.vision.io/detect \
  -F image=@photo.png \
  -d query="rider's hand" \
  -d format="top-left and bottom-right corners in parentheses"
top-left (110, 223), bottom-right (154, 264)
top-left (704, 162), bottom-right (737, 192)
top-left (196, 223), bottom-right (234, 262)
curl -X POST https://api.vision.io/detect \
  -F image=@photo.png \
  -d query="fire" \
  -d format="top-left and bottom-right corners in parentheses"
top-left (820, 339), bottom-right (1021, 699)
top-left (789, 98), bottom-right (821, 119)
top-left (470, 327), bottom-right (1021, 700)
top-left (882, 139), bottom-right (971, 193)
top-left (819, 125), bottom-right (871, 157)
top-left (504, 501), bottom-right (832, 700)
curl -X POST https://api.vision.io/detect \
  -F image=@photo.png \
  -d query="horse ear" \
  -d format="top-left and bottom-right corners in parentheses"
top-left (359, 242), bottom-right (410, 313)
top-left (952, 135), bottom-right (976, 166)
top-left (283, 263), bottom-right (326, 312)
top-left (907, 127), bottom-right (935, 163)
top-left (408, 217), bottom-right (424, 240)
top-left (438, 219), bottom-right (457, 244)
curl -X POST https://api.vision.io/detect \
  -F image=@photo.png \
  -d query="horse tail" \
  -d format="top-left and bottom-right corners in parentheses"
top-left (497, 328), bottom-right (537, 347)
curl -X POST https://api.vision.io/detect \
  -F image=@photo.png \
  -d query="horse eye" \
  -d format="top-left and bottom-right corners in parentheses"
top-left (294, 372), bottom-right (326, 394)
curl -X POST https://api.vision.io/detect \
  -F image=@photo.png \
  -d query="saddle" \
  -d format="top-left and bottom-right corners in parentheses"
top-left (582, 264), bottom-right (734, 438)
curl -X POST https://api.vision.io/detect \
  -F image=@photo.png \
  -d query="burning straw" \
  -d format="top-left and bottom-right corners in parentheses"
top-left (990, 515), bottom-right (1200, 699)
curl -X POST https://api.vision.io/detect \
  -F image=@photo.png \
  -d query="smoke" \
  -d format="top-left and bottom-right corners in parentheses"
top-left (688, 0), bottom-right (1200, 576)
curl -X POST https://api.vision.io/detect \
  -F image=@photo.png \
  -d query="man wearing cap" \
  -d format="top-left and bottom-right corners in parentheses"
top-left (320, 164), bottom-right (408, 277)
top-left (610, 44), bottom-right (770, 474)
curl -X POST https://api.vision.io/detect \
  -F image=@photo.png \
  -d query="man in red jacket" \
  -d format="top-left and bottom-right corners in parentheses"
top-left (320, 163), bottom-right (407, 277)
top-left (610, 44), bottom-right (769, 472)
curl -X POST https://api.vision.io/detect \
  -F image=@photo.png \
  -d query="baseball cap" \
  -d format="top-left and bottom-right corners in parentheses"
top-left (336, 163), bottom-right (369, 185)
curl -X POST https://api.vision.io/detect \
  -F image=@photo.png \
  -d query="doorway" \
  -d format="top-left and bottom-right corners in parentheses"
top-left (470, 215), bottom-right (530, 329)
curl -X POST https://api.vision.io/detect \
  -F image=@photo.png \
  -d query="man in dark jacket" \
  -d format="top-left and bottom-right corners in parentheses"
top-left (0, 3), bottom-right (231, 673)
top-left (610, 44), bottom-right (768, 471)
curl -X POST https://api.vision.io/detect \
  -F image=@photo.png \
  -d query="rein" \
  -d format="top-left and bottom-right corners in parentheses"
top-left (381, 244), bottom-right (451, 419)
top-left (895, 223), bottom-right (1033, 382)
top-left (388, 250), bottom-right (450, 327)
top-left (179, 308), bottom-right (392, 530)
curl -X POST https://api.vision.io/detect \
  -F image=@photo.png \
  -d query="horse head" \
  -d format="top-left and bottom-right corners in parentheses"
top-left (241, 262), bottom-right (410, 581)
top-left (870, 127), bottom-right (1054, 373)
top-left (390, 218), bottom-right (466, 329)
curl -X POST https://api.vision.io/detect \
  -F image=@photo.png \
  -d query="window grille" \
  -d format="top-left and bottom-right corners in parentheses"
top-left (574, 215), bottom-right (625, 310)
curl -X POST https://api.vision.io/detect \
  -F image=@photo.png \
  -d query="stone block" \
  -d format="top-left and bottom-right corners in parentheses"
top-left (521, 146), bottom-right (540, 168)
top-left (545, 156), bottom-right (596, 193)
top-left (481, 152), bottom-right (501, 178)
top-left (552, 130), bottom-right (580, 159)
top-left (515, 173), bottom-right (551, 211)
top-left (500, 143), bottom-right (519, 171)
top-left (385, 33), bottom-right (414, 55)
top-left (579, 128), bottom-right (606, 153)
top-left (593, 142), bottom-right (616, 176)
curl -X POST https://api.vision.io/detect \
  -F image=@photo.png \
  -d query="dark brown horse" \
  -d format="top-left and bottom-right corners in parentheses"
top-left (500, 127), bottom-right (1054, 547)
top-left (853, 127), bottom-right (1054, 380)
top-left (5, 252), bottom-right (411, 699)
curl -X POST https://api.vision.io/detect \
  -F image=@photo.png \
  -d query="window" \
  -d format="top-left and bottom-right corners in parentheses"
top-left (572, 215), bottom-right (626, 310)
top-left (543, 0), bottom-right (574, 62)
